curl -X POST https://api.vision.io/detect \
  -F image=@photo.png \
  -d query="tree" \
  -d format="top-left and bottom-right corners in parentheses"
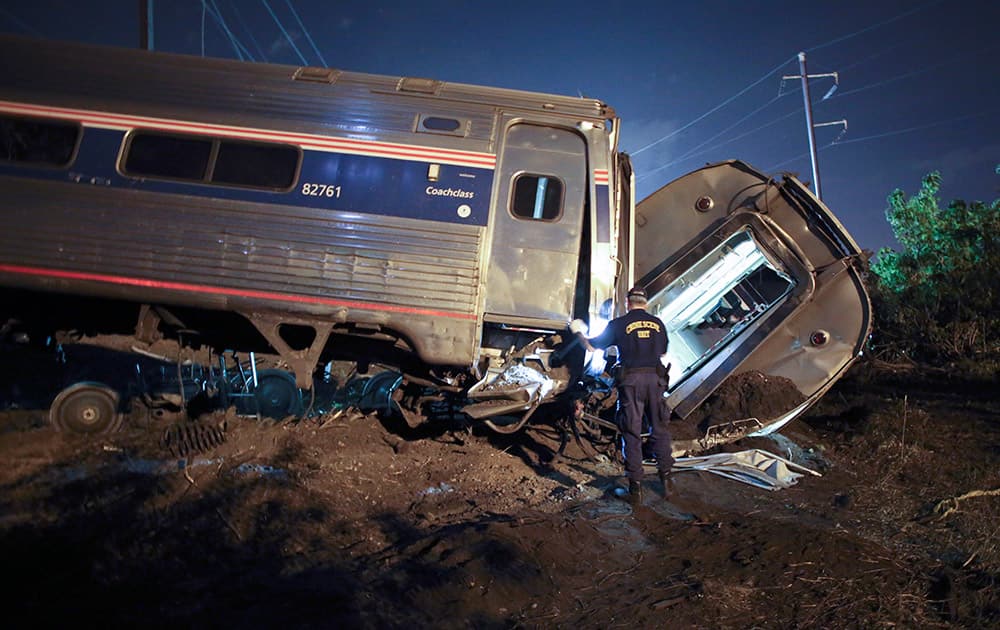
top-left (870, 170), bottom-right (1000, 361)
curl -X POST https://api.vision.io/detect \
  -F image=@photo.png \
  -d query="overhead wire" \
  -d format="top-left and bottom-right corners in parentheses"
top-left (640, 94), bottom-right (788, 178)
top-left (635, 0), bottom-right (948, 180)
top-left (284, 0), bottom-right (327, 67)
top-left (633, 2), bottom-right (943, 162)
top-left (228, 0), bottom-right (269, 61)
top-left (201, 0), bottom-right (206, 56)
top-left (762, 11), bottom-right (995, 178)
top-left (766, 144), bottom-right (833, 172)
top-left (636, 107), bottom-right (801, 184)
top-left (630, 54), bottom-right (798, 156)
top-left (825, 109), bottom-right (998, 146)
top-left (831, 41), bottom-right (1000, 100)
top-left (837, 41), bottom-right (908, 74)
top-left (804, 0), bottom-right (946, 54)
top-left (205, 0), bottom-right (250, 61)
top-left (764, 108), bottom-right (997, 172)
top-left (0, 7), bottom-right (42, 36)
top-left (260, 0), bottom-right (308, 65)
top-left (799, 40), bottom-right (907, 87)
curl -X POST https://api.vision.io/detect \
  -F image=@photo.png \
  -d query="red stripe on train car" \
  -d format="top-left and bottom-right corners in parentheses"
top-left (0, 264), bottom-right (478, 321)
top-left (0, 100), bottom-right (497, 168)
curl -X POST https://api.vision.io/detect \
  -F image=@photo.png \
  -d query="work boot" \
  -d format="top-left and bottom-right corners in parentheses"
top-left (659, 471), bottom-right (675, 499)
top-left (627, 479), bottom-right (643, 506)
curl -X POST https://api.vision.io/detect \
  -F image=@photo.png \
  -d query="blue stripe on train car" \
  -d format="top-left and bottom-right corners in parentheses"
top-left (0, 127), bottom-right (495, 227)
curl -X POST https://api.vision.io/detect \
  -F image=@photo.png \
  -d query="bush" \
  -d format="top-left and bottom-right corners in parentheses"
top-left (869, 169), bottom-right (1000, 362)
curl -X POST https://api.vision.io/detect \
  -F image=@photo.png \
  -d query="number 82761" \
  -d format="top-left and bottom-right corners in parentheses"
top-left (301, 183), bottom-right (342, 198)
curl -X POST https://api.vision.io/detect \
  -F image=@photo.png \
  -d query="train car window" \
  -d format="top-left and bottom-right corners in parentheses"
top-left (122, 132), bottom-right (299, 190)
top-left (511, 173), bottom-right (564, 221)
top-left (417, 114), bottom-right (467, 137)
top-left (0, 115), bottom-right (80, 167)
top-left (213, 140), bottom-right (299, 190)
top-left (124, 133), bottom-right (212, 181)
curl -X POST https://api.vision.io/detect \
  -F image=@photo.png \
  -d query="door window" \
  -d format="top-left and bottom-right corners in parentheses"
top-left (511, 173), bottom-right (564, 221)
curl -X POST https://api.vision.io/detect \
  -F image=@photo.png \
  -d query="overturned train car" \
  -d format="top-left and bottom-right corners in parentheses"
top-left (0, 35), bottom-right (870, 443)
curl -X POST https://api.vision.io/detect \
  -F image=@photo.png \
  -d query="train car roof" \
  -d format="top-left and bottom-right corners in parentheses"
top-left (0, 34), bottom-right (615, 123)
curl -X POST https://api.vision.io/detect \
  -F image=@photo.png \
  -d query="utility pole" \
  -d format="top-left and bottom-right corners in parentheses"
top-left (782, 52), bottom-right (844, 200)
top-left (796, 52), bottom-right (821, 199)
top-left (139, 0), bottom-right (154, 51)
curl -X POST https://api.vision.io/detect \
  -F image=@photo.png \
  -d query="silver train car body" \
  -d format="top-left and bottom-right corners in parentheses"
top-left (0, 35), bottom-right (871, 439)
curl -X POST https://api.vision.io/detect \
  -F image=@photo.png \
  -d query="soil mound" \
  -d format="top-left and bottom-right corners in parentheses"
top-left (675, 370), bottom-right (805, 440)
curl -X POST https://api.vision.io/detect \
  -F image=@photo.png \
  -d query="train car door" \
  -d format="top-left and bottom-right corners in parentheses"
top-left (483, 122), bottom-right (587, 324)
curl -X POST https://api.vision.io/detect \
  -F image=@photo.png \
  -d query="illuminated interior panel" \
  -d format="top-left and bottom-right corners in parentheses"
top-left (645, 229), bottom-right (794, 387)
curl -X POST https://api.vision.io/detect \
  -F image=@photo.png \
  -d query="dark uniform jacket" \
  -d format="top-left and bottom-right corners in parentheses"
top-left (589, 308), bottom-right (668, 370)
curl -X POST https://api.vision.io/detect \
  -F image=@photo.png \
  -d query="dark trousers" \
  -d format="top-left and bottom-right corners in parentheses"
top-left (616, 371), bottom-right (673, 481)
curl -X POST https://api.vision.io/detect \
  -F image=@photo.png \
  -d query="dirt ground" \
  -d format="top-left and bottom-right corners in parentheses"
top-left (2, 361), bottom-right (999, 628)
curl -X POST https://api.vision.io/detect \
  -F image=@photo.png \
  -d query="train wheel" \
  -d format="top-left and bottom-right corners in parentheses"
top-left (49, 382), bottom-right (123, 434)
top-left (253, 369), bottom-right (303, 419)
top-left (358, 371), bottom-right (404, 416)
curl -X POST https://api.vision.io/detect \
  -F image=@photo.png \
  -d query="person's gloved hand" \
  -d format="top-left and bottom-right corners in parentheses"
top-left (569, 319), bottom-right (588, 335)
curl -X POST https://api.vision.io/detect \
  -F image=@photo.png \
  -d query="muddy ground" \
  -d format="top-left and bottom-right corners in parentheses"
top-left (1, 361), bottom-right (999, 628)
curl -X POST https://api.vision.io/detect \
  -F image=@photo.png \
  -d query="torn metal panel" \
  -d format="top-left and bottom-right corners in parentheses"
top-left (672, 417), bottom-right (764, 456)
top-left (671, 449), bottom-right (821, 490)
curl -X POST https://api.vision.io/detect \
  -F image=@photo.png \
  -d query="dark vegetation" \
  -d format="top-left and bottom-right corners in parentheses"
top-left (869, 167), bottom-right (1000, 367)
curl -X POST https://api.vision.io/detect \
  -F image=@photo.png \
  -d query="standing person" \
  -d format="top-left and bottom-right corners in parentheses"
top-left (571, 287), bottom-right (673, 505)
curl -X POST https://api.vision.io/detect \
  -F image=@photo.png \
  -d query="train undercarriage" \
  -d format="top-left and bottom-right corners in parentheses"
top-left (0, 293), bottom-right (630, 463)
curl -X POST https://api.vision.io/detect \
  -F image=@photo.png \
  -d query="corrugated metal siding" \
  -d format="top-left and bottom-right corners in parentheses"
top-left (0, 36), bottom-right (496, 151)
top-left (0, 35), bottom-right (608, 153)
top-left (0, 178), bottom-right (483, 317)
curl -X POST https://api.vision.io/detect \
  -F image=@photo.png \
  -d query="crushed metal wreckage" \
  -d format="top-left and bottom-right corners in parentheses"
top-left (670, 449), bottom-right (822, 491)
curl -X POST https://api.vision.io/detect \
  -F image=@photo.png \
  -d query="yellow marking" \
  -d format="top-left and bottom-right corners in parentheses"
top-left (625, 320), bottom-right (661, 335)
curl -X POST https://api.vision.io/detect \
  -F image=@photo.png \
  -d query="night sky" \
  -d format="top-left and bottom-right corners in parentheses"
top-left (2, 0), bottom-right (997, 254)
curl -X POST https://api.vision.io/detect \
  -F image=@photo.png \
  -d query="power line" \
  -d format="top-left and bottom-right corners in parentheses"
top-left (669, 95), bottom-right (785, 166)
top-left (631, 54), bottom-right (798, 156)
top-left (803, 40), bottom-right (905, 80)
top-left (0, 7), bottom-right (42, 37)
top-left (284, 0), bottom-right (326, 67)
top-left (764, 108), bottom-right (998, 172)
top-left (204, 0), bottom-right (252, 61)
top-left (838, 41), bottom-right (908, 74)
top-left (636, 1), bottom-right (946, 172)
top-left (228, 0), bottom-right (269, 61)
top-left (829, 109), bottom-right (997, 146)
top-left (636, 107), bottom-right (801, 184)
top-left (261, 0), bottom-right (308, 65)
top-left (832, 41), bottom-right (1000, 100)
top-left (766, 145), bottom-right (828, 172)
top-left (201, 0), bottom-right (206, 56)
top-left (805, 0), bottom-right (945, 53)
top-left (632, 1), bottom-right (944, 161)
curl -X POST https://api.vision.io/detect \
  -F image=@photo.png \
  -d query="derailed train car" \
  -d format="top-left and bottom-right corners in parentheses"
top-left (0, 35), bottom-right (871, 444)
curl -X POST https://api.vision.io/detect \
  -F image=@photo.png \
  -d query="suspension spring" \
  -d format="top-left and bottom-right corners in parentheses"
top-left (161, 420), bottom-right (227, 458)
